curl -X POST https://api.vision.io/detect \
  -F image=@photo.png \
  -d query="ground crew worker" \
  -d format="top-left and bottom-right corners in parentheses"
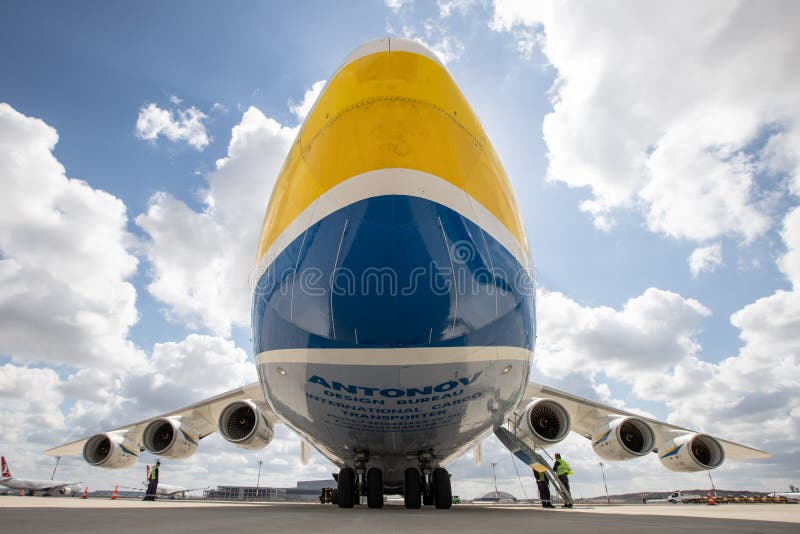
top-left (143, 460), bottom-right (160, 501)
top-left (535, 470), bottom-right (553, 508)
top-left (553, 453), bottom-right (573, 508)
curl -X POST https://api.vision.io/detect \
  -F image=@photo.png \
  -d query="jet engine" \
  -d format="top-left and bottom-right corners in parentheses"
top-left (658, 433), bottom-right (725, 472)
top-left (82, 432), bottom-right (139, 469)
top-left (142, 418), bottom-right (200, 458)
top-left (518, 399), bottom-right (571, 446)
top-left (57, 487), bottom-right (74, 496)
top-left (218, 400), bottom-right (274, 450)
top-left (591, 417), bottom-right (655, 460)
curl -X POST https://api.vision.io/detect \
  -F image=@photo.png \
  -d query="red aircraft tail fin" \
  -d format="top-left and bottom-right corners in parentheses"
top-left (1, 456), bottom-right (11, 478)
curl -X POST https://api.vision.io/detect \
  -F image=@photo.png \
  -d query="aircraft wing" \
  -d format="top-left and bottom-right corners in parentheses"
top-left (162, 485), bottom-right (210, 495)
top-left (45, 382), bottom-right (269, 457)
top-left (521, 382), bottom-right (769, 460)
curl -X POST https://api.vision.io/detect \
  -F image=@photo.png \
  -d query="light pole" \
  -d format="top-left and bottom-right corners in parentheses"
top-left (599, 462), bottom-right (610, 505)
top-left (491, 462), bottom-right (499, 502)
top-left (256, 460), bottom-right (263, 498)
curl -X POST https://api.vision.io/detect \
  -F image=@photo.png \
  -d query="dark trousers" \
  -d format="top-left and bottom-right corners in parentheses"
top-left (558, 474), bottom-right (572, 507)
top-left (144, 479), bottom-right (159, 500)
top-left (537, 480), bottom-right (551, 507)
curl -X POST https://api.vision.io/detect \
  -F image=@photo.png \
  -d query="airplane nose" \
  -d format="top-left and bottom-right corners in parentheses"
top-left (252, 38), bottom-right (535, 352)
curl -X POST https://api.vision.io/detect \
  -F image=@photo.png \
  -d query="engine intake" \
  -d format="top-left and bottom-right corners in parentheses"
top-left (592, 417), bottom-right (655, 460)
top-left (82, 432), bottom-right (139, 469)
top-left (142, 418), bottom-right (200, 458)
top-left (659, 433), bottom-right (725, 472)
top-left (518, 399), bottom-right (571, 446)
top-left (218, 400), bottom-right (274, 450)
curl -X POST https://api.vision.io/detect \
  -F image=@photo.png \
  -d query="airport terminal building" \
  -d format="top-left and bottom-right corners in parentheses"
top-left (203, 480), bottom-right (336, 502)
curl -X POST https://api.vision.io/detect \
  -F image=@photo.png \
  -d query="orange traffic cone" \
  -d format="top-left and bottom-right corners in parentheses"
top-left (81, 486), bottom-right (89, 499)
top-left (707, 491), bottom-right (716, 505)
top-left (19, 490), bottom-right (24, 496)
top-left (111, 485), bottom-right (119, 500)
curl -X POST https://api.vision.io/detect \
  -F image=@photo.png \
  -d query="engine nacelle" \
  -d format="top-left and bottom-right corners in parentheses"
top-left (518, 398), bottom-right (571, 446)
top-left (142, 418), bottom-right (200, 458)
top-left (658, 433), bottom-right (725, 472)
top-left (592, 417), bottom-right (655, 460)
top-left (218, 400), bottom-right (274, 450)
top-left (57, 487), bottom-right (73, 496)
top-left (82, 432), bottom-right (139, 469)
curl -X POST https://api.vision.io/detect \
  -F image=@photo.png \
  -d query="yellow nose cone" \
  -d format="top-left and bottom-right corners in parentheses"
top-left (256, 37), bottom-right (528, 266)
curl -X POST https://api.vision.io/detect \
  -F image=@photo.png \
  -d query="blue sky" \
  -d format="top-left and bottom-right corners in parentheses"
top-left (1, 0), bottom-right (798, 499)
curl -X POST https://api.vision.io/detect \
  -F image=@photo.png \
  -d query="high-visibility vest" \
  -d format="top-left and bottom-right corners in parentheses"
top-left (555, 459), bottom-right (572, 476)
top-left (150, 466), bottom-right (159, 480)
top-left (537, 471), bottom-right (547, 483)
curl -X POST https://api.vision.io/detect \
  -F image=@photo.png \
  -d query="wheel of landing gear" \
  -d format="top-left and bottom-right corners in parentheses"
top-left (367, 467), bottom-right (384, 508)
top-left (423, 492), bottom-right (434, 506)
top-left (404, 467), bottom-right (422, 509)
top-left (331, 489), bottom-right (339, 505)
top-left (338, 467), bottom-right (356, 508)
top-left (432, 467), bottom-right (452, 509)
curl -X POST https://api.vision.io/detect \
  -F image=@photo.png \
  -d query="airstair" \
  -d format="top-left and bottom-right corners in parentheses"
top-left (494, 426), bottom-right (574, 506)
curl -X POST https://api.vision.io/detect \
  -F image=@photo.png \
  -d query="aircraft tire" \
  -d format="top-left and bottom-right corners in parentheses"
top-left (367, 468), bottom-right (383, 508)
top-left (433, 467), bottom-right (452, 509)
top-left (338, 467), bottom-right (355, 508)
top-left (404, 467), bottom-right (422, 509)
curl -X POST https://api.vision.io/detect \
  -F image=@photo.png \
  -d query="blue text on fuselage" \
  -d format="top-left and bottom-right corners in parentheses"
top-left (307, 372), bottom-right (482, 398)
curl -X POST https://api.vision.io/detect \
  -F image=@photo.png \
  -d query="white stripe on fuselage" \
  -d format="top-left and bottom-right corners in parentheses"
top-left (254, 169), bottom-right (532, 283)
top-left (257, 346), bottom-right (532, 366)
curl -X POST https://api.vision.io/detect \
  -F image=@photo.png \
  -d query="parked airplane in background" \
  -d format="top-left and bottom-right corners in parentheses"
top-left (0, 456), bottom-right (82, 496)
top-left (119, 465), bottom-right (207, 499)
top-left (771, 490), bottom-right (800, 501)
top-left (46, 37), bottom-right (769, 510)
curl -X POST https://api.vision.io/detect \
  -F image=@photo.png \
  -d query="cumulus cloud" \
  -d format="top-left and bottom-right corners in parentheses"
top-left (490, 0), bottom-right (799, 241)
top-left (438, 0), bottom-right (476, 18)
top-left (532, 209), bottom-right (800, 487)
top-left (0, 103), bottom-right (144, 370)
top-left (136, 106), bottom-right (296, 336)
top-left (135, 102), bottom-right (210, 150)
top-left (399, 21), bottom-right (464, 65)
top-left (778, 206), bottom-right (800, 286)
top-left (211, 102), bottom-right (229, 115)
top-left (0, 101), bottom-right (332, 493)
top-left (123, 334), bottom-right (256, 415)
top-left (288, 80), bottom-right (326, 122)
top-left (535, 288), bottom-right (711, 394)
top-left (689, 242), bottom-right (723, 277)
top-left (385, 0), bottom-right (413, 12)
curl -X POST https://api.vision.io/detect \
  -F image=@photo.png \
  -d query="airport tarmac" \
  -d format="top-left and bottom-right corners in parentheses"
top-left (0, 497), bottom-right (797, 534)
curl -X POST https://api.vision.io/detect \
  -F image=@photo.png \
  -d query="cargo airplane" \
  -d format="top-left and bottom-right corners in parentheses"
top-left (0, 456), bottom-right (82, 496)
top-left (119, 465), bottom-right (208, 499)
top-left (47, 38), bottom-right (769, 509)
